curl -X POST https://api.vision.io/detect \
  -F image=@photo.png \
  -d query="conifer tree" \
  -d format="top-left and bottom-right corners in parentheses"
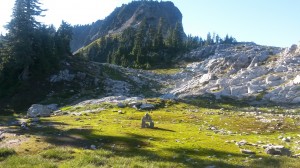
top-left (56, 21), bottom-right (73, 57)
top-left (132, 18), bottom-right (146, 64)
top-left (153, 17), bottom-right (164, 50)
top-left (172, 22), bottom-right (184, 51)
top-left (6, 0), bottom-right (45, 80)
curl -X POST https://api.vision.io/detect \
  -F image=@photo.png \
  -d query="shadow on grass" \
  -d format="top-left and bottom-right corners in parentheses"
top-left (180, 94), bottom-right (300, 114)
top-left (28, 122), bottom-right (253, 167)
top-left (152, 127), bottom-right (175, 132)
top-left (1, 116), bottom-right (296, 167)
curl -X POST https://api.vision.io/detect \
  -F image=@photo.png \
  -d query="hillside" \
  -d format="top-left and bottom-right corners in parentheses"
top-left (71, 1), bottom-right (183, 53)
top-left (49, 42), bottom-right (300, 105)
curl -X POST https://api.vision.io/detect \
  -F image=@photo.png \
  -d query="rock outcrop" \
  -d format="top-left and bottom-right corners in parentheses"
top-left (167, 42), bottom-right (300, 104)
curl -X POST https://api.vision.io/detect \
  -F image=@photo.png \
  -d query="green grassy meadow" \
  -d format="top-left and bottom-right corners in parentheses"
top-left (0, 99), bottom-right (299, 168)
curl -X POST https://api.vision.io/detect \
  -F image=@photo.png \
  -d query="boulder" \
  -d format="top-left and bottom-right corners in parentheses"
top-left (291, 97), bottom-right (300, 104)
top-left (117, 103), bottom-right (126, 108)
top-left (140, 103), bottom-right (155, 110)
top-left (128, 101), bottom-right (142, 107)
top-left (46, 104), bottom-right (58, 111)
top-left (265, 145), bottom-right (291, 156)
top-left (27, 104), bottom-right (53, 118)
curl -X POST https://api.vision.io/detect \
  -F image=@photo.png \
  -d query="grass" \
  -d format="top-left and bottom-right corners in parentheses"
top-left (0, 99), bottom-right (300, 167)
top-left (41, 148), bottom-right (75, 160)
top-left (0, 148), bottom-right (16, 161)
top-left (150, 68), bottom-right (182, 75)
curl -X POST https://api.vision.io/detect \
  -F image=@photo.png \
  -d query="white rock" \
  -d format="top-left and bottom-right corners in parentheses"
top-left (90, 145), bottom-right (97, 150)
top-left (293, 75), bottom-right (300, 84)
top-left (27, 104), bottom-right (53, 118)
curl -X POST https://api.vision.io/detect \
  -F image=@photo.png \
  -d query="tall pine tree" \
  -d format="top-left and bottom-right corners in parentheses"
top-left (6, 0), bottom-right (45, 80)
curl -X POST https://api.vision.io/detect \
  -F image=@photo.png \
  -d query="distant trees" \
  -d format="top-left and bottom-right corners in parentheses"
top-left (0, 0), bottom-right (73, 97)
top-left (204, 32), bottom-right (237, 46)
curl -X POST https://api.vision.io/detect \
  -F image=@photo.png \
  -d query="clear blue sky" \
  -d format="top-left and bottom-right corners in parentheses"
top-left (0, 0), bottom-right (299, 47)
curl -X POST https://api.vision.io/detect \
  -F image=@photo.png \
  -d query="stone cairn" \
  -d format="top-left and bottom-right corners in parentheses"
top-left (141, 113), bottom-right (154, 128)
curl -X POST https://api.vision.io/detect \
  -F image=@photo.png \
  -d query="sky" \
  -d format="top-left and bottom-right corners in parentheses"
top-left (0, 0), bottom-right (299, 47)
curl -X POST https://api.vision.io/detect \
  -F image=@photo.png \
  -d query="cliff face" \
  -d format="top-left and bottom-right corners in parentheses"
top-left (71, 1), bottom-right (184, 52)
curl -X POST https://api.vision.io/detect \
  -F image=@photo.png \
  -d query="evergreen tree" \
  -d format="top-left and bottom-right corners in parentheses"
top-left (172, 22), bottom-right (184, 51)
top-left (215, 34), bottom-right (220, 44)
top-left (153, 17), bottom-right (164, 50)
top-left (56, 21), bottom-right (73, 57)
top-left (205, 32), bottom-right (212, 46)
top-left (132, 18), bottom-right (146, 64)
top-left (5, 0), bottom-right (45, 80)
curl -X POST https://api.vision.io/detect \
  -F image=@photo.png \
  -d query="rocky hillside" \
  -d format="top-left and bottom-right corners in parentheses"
top-left (46, 42), bottom-right (300, 106)
top-left (71, 1), bottom-right (183, 52)
top-left (167, 43), bottom-right (300, 104)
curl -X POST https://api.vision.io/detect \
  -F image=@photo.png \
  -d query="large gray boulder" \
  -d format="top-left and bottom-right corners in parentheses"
top-left (265, 145), bottom-right (291, 156)
top-left (140, 103), bottom-right (155, 110)
top-left (27, 104), bottom-right (53, 118)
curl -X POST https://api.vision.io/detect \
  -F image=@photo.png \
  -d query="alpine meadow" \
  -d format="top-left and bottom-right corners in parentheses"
top-left (0, 0), bottom-right (300, 168)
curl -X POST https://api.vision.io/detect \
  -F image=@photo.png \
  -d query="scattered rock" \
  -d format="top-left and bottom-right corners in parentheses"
top-left (0, 132), bottom-right (5, 141)
top-left (292, 153), bottom-right (300, 158)
top-left (21, 122), bottom-right (29, 130)
top-left (90, 145), bottom-right (97, 150)
top-left (282, 137), bottom-right (291, 142)
top-left (236, 140), bottom-right (248, 146)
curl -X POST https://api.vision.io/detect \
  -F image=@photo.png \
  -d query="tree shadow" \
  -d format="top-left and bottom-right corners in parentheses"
top-left (152, 127), bottom-right (175, 132)
top-left (0, 115), bottom-right (295, 168)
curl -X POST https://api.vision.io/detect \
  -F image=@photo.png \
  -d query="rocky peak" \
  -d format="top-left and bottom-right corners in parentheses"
top-left (71, 1), bottom-right (183, 52)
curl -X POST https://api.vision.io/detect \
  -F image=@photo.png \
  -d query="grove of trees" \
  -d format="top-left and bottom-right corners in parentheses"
top-left (0, 0), bottom-right (72, 97)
